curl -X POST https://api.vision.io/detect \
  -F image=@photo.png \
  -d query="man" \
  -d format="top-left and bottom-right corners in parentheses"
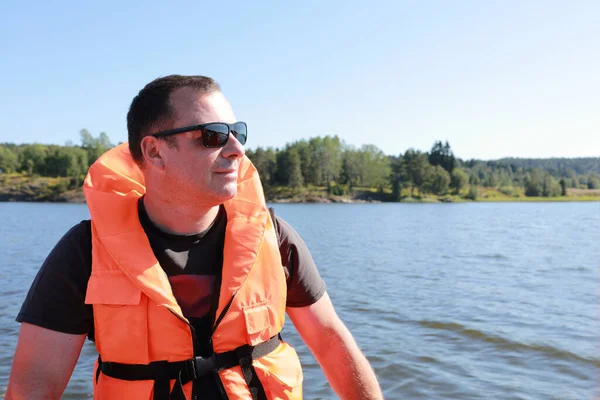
top-left (6, 75), bottom-right (383, 400)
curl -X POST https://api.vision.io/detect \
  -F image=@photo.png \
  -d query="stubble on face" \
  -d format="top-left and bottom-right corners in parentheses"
top-left (159, 88), bottom-right (243, 206)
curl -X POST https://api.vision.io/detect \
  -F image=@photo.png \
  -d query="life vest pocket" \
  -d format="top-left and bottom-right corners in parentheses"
top-left (85, 270), bottom-right (150, 364)
top-left (243, 302), bottom-right (272, 346)
top-left (85, 270), bottom-right (142, 306)
top-left (254, 341), bottom-right (304, 399)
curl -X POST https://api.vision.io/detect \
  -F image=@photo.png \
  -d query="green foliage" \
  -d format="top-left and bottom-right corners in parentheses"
top-left (567, 169), bottom-right (579, 188)
top-left (400, 149), bottom-right (431, 197)
top-left (493, 157), bottom-right (600, 175)
top-left (54, 179), bottom-right (70, 193)
top-left (542, 173), bottom-right (561, 197)
top-left (287, 149), bottom-right (304, 189)
top-left (341, 149), bottom-right (362, 187)
top-left (484, 173), bottom-right (498, 188)
top-left (273, 146), bottom-right (304, 188)
top-left (525, 169), bottom-right (543, 197)
top-left (43, 146), bottom-right (89, 177)
top-left (451, 168), bottom-right (469, 193)
top-left (0, 130), bottom-right (113, 179)
top-left (428, 140), bottom-right (456, 173)
top-left (24, 159), bottom-right (35, 175)
top-left (360, 145), bottom-right (391, 190)
top-left (425, 165), bottom-right (451, 195)
top-left (389, 156), bottom-right (403, 200)
top-left (294, 140), bottom-right (314, 186)
top-left (313, 136), bottom-right (343, 186)
top-left (0, 146), bottom-right (19, 173)
top-left (587, 172), bottom-right (600, 189)
top-left (340, 144), bottom-right (391, 191)
top-left (246, 147), bottom-right (277, 186)
top-left (20, 144), bottom-right (47, 174)
top-left (521, 170), bottom-right (563, 197)
top-left (559, 178), bottom-right (567, 196)
top-left (498, 186), bottom-right (519, 197)
top-left (328, 184), bottom-right (347, 196)
top-left (80, 129), bottom-right (113, 168)
top-left (466, 185), bottom-right (479, 200)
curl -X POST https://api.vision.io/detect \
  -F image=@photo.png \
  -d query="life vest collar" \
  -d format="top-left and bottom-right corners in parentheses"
top-left (83, 143), bottom-right (269, 320)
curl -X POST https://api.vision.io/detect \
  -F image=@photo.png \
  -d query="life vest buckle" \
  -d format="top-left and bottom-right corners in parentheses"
top-left (185, 354), bottom-right (217, 380)
top-left (235, 344), bottom-right (253, 370)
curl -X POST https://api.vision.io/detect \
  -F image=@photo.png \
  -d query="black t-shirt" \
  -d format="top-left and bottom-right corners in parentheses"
top-left (16, 201), bottom-right (326, 357)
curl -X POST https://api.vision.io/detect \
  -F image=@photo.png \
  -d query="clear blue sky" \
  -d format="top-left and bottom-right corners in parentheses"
top-left (1, 0), bottom-right (598, 160)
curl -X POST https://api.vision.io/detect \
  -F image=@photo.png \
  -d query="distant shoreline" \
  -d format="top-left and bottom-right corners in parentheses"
top-left (1, 188), bottom-right (598, 204)
top-left (2, 173), bottom-right (599, 204)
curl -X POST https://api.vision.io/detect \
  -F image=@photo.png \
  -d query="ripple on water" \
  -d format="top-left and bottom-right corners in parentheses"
top-left (416, 319), bottom-right (600, 368)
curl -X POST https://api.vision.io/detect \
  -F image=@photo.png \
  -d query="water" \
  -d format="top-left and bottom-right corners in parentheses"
top-left (1, 202), bottom-right (599, 399)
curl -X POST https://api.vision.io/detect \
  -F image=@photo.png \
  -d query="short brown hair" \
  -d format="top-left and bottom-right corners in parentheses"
top-left (126, 74), bottom-right (220, 164)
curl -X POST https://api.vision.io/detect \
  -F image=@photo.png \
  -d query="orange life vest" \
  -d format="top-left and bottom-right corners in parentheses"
top-left (82, 143), bottom-right (303, 399)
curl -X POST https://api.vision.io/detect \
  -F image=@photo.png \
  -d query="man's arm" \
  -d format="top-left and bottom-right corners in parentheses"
top-left (7, 221), bottom-right (94, 399)
top-left (287, 292), bottom-right (384, 400)
top-left (6, 323), bottom-right (86, 399)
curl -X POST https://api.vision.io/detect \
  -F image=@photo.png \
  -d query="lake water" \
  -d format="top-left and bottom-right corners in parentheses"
top-left (0, 202), bottom-right (599, 399)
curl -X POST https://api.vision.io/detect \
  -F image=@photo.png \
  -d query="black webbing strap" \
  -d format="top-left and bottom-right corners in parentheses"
top-left (97, 335), bottom-right (280, 400)
top-left (236, 343), bottom-right (269, 400)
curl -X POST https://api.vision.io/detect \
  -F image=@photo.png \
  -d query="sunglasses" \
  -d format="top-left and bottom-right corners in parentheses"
top-left (151, 121), bottom-right (247, 148)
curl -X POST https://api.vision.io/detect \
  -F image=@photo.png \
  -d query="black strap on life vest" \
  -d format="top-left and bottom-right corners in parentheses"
top-left (96, 334), bottom-right (281, 400)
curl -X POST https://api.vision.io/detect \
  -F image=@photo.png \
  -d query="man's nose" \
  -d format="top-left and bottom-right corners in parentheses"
top-left (222, 132), bottom-right (245, 158)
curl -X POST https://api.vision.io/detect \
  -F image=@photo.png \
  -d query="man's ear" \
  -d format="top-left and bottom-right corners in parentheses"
top-left (140, 136), bottom-right (165, 170)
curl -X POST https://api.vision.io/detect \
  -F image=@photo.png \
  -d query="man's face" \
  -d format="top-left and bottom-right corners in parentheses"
top-left (152, 87), bottom-right (245, 206)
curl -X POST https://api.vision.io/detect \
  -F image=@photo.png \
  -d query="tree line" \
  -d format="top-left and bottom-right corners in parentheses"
top-left (245, 137), bottom-right (600, 199)
top-left (1, 131), bottom-right (599, 199)
top-left (0, 130), bottom-right (113, 180)
top-left (492, 157), bottom-right (600, 176)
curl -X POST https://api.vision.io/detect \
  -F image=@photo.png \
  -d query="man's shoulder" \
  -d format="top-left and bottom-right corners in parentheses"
top-left (69, 219), bottom-right (92, 238)
top-left (268, 208), bottom-right (307, 248)
top-left (56, 220), bottom-right (92, 250)
top-left (269, 208), bottom-right (287, 243)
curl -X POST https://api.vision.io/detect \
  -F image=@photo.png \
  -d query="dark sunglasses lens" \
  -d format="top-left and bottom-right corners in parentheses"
top-left (232, 123), bottom-right (247, 145)
top-left (203, 124), bottom-right (230, 147)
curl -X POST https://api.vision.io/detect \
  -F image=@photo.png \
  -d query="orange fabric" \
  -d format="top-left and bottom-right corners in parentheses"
top-left (83, 143), bottom-right (303, 399)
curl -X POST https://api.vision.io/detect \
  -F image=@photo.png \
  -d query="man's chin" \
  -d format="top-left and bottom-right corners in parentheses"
top-left (213, 184), bottom-right (238, 203)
